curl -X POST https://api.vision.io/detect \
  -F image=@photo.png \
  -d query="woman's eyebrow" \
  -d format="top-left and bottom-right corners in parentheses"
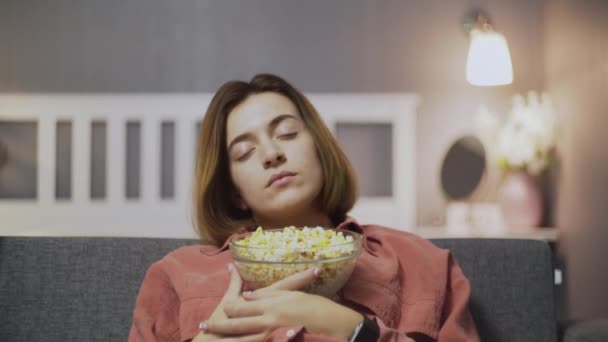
top-left (227, 132), bottom-right (255, 152)
top-left (268, 114), bottom-right (298, 131)
top-left (227, 114), bottom-right (298, 151)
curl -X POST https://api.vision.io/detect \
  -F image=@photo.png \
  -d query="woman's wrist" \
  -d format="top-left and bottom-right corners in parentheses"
top-left (333, 307), bottom-right (364, 341)
top-left (192, 331), bottom-right (219, 342)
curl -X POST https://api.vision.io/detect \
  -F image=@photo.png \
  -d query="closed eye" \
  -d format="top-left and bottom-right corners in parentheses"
top-left (236, 148), bottom-right (255, 161)
top-left (278, 132), bottom-right (298, 140)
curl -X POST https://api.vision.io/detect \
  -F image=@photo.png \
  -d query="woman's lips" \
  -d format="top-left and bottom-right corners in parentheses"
top-left (267, 171), bottom-right (297, 188)
top-left (269, 175), bottom-right (295, 188)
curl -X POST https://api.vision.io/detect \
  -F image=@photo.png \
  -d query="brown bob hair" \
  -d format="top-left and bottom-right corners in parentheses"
top-left (193, 74), bottom-right (358, 245)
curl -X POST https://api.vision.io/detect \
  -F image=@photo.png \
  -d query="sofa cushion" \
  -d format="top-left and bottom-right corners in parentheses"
top-left (432, 239), bottom-right (558, 342)
top-left (0, 236), bottom-right (197, 342)
top-left (0, 236), bottom-right (558, 342)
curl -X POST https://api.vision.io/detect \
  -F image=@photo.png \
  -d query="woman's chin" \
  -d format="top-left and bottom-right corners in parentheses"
top-left (262, 198), bottom-right (315, 217)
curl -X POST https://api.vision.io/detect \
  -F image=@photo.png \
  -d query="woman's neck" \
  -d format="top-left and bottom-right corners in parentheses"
top-left (253, 210), bottom-right (334, 230)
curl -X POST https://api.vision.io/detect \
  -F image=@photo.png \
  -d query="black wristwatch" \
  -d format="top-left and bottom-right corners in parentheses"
top-left (349, 315), bottom-right (380, 342)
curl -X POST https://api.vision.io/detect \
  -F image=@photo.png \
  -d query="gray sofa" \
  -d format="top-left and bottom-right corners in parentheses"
top-left (0, 236), bottom-right (602, 341)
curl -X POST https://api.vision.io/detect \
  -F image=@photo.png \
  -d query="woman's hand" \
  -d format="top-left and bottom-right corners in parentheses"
top-left (202, 268), bottom-right (364, 341)
top-left (193, 264), bottom-right (253, 342)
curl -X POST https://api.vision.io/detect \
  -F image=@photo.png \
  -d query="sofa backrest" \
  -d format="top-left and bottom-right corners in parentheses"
top-left (0, 237), bottom-right (557, 342)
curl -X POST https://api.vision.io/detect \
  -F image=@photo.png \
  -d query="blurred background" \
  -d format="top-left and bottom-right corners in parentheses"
top-left (0, 0), bottom-right (607, 322)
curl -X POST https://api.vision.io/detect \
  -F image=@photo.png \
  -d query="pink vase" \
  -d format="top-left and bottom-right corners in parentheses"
top-left (498, 171), bottom-right (543, 230)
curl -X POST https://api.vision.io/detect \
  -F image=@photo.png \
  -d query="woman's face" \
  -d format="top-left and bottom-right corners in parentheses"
top-left (226, 92), bottom-right (324, 223)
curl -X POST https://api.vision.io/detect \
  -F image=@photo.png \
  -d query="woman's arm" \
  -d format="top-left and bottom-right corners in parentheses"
top-left (370, 254), bottom-right (479, 342)
top-left (128, 263), bottom-right (181, 342)
top-left (201, 268), bottom-right (363, 342)
top-left (435, 254), bottom-right (479, 341)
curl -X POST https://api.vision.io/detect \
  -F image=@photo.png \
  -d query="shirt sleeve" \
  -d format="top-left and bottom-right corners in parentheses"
top-left (266, 326), bottom-right (351, 342)
top-left (435, 254), bottom-right (480, 342)
top-left (372, 317), bottom-right (416, 342)
top-left (128, 262), bottom-right (181, 342)
top-left (375, 253), bottom-right (480, 342)
top-left (269, 258), bottom-right (478, 342)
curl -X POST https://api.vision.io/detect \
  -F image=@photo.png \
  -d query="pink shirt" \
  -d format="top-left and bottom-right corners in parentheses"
top-left (129, 217), bottom-right (480, 341)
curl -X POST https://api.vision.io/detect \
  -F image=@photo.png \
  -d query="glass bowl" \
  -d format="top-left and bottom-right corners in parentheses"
top-left (229, 228), bottom-right (362, 298)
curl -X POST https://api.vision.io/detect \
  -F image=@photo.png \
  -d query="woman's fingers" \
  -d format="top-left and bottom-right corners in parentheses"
top-left (242, 290), bottom-right (286, 301)
top-left (258, 267), bottom-right (321, 293)
top-left (223, 298), bottom-right (265, 318)
top-left (224, 264), bottom-right (243, 300)
top-left (218, 332), bottom-right (268, 342)
top-left (203, 317), bottom-right (271, 336)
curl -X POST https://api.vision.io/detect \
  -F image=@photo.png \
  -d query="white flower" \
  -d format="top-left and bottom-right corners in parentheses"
top-left (495, 91), bottom-right (557, 173)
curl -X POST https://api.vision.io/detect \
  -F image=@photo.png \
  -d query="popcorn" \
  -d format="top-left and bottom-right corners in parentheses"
top-left (236, 226), bottom-right (356, 262)
top-left (230, 226), bottom-right (360, 298)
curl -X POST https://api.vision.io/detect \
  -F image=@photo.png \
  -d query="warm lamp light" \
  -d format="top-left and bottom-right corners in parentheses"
top-left (464, 11), bottom-right (513, 86)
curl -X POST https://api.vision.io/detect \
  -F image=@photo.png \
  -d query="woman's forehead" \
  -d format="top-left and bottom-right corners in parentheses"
top-left (226, 93), bottom-right (300, 137)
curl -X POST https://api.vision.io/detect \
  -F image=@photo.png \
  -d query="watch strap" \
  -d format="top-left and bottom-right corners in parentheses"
top-left (349, 315), bottom-right (380, 342)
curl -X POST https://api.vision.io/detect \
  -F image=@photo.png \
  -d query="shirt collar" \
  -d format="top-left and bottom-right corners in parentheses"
top-left (335, 215), bottom-right (362, 233)
top-left (337, 216), bottom-right (377, 256)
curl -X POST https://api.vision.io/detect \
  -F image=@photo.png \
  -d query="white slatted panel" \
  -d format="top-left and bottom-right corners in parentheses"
top-left (107, 116), bottom-right (125, 203)
top-left (142, 117), bottom-right (160, 204)
top-left (310, 94), bottom-right (419, 230)
top-left (0, 94), bottom-right (418, 237)
top-left (175, 115), bottom-right (196, 217)
top-left (72, 115), bottom-right (90, 204)
top-left (38, 114), bottom-right (55, 205)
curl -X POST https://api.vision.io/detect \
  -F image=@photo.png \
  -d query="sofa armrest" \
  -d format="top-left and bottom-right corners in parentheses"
top-left (563, 319), bottom-right (608, 342)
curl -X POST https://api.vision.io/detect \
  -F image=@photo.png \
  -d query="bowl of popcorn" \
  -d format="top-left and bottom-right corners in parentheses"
top-left (229, 226), bottom-right (362, 298)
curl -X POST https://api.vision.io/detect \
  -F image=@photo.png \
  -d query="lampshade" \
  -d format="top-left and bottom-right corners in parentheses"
top-left (466, 28), bottom-right (513, 86)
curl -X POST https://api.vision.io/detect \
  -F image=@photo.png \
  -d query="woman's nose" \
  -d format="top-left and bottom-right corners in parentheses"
top-left (262, 149), bottom-right (286, 169)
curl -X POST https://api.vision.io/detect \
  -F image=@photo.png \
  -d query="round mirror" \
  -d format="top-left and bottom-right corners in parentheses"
top-left (440, 135), bottom-right (486, 200)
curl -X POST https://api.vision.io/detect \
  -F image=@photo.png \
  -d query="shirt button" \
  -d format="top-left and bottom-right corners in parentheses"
top-left (286, 329), bottom-right (296, 337)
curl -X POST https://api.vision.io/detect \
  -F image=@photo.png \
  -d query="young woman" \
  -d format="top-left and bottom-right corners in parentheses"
top-left (129, 74), bottom-right (480, 342)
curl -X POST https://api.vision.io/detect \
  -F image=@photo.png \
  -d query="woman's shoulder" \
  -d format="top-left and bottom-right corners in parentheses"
top-left (169, 243), bottom-right (205, 256)
top-left (361, 223), bottom-right (448, 258)
top-left (146, 243), bottom-right (230, 275)
top-left (140, 243), bottom-right (232, 297)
